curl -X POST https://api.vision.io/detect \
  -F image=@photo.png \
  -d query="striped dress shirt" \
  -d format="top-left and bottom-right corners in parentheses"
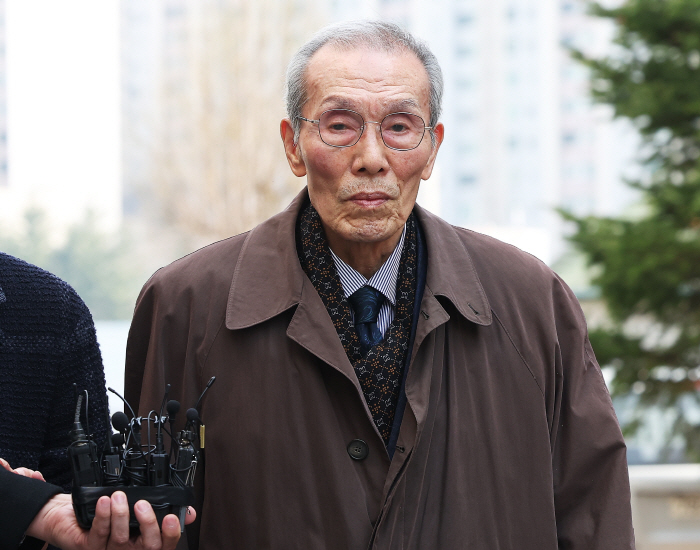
top-left (329, 225), bottom-right (406, 337)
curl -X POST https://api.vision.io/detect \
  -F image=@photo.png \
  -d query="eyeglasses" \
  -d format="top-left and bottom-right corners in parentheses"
top-left (298, 109), bottom-right (432, 151)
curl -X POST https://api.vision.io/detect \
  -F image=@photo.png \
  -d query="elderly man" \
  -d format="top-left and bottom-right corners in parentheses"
top-left (125, 21), bottom-right (635, 549)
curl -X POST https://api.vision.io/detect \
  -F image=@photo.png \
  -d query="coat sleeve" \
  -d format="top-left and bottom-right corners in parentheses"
top-left (549, 276), bottom-right (635, 549)
top-left (0, 468), bottom-right (62, 550)
top-left (0, 260), bottom-right (108, 493)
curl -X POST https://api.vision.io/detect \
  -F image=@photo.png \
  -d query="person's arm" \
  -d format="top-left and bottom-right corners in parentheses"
top-left (549, 277), bottom-right (635, 549)
top-left (1, 460), bottom-right (195, 550)
top-left (0, 464), bottom-right (61, 550)
top-left (124, 274), bottom-right (206, 548)
top-left (26, 491), bottom-right (195, 550)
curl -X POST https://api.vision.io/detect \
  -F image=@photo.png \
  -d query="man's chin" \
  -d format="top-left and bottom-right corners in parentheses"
top-left (343, 219), bottom-right (403, 244)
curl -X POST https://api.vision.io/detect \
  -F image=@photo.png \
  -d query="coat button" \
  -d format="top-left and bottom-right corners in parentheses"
top-left (347, 439), bottom-right (369, 460)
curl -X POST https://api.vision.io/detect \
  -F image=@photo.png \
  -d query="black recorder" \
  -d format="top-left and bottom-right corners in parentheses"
top-left (68, 377), bottom-right (216, 533)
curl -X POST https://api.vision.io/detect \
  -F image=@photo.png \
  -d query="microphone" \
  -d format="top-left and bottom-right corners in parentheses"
top-left (101, 412), bottom-right (129, 485)
top-left (111, 411), bottom-right (130, 434)
top-left (193, 377), bottom-right (216, 412)
top-left (68, 381), bottom-right (209, 533)
top-left (159, 384), bottom-right (171, 418)
top-left (166, 400), bottom-right (181, 459)
top-left (191, 378), bottom-right (215, 452)
top-left (71, 394), bottom-right (87, 442)
top-left (68, 392), bottom-right (101, 487)
top-left (166, 400), bottom-right (180, 421)
top-left (172, 433), bottom-right (195, 487)
top-left (107, 387), bottom-right (137, 420)
top-left (185, 408), bottom-right (200, 426)
top-left (156, 386), bottom-right (172, 453)
top-left (172, 406), bottom-right (198, 488)
top-left (184, 408), bottom-right (202, 443)
top-left (152, 387), bottom-right (172, 485)
top-left (102, 436), bottom-right (124, 485)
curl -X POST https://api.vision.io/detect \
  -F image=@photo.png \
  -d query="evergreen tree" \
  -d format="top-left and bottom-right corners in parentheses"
top-left (563, 0), bottom-right (700, 460)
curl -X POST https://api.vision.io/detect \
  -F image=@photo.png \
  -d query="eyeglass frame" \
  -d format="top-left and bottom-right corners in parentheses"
top-left (297, 108), bottom-right (433, 151)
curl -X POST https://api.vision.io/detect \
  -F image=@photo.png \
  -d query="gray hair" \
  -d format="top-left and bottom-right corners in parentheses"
top-left (285, 20), bottom-right (443, 146)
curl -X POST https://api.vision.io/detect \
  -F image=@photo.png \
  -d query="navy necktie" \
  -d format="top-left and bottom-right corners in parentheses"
top-left (348, 286), bottom-right (385, 356)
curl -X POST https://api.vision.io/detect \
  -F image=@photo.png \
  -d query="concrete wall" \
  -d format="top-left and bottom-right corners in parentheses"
top-left (629, 464), bottom-right (700, 550)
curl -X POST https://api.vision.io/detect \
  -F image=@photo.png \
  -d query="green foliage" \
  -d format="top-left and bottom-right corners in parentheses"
top-left (565, 0), bottom-right (700, 461)
top-left (0, 209), bottom-right (145, 320)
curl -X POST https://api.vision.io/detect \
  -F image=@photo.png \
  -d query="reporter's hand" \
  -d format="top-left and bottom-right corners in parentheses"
top-left (26, 490), bottom-right (196, 550)
top-left (0, 457), bottom-right (45, 480)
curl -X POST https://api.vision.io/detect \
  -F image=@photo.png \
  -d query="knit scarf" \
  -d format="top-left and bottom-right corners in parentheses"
top-left (296, 202), bottom-right (417, 444)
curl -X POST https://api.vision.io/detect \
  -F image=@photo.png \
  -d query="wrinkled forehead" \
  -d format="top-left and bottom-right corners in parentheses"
top-left (303, 43), bottom-right (431, 115)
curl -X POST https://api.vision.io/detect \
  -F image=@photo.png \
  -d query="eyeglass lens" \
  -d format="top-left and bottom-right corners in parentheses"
top-left (318, 109), bottom-right (426, 150)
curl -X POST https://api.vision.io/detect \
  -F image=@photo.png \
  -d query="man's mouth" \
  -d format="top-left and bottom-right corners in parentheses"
top-left (348, 192), bottom-right (391, 208)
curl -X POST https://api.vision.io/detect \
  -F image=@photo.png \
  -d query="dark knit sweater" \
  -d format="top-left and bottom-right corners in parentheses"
top-left (0, 252), bottom-right (109, 492)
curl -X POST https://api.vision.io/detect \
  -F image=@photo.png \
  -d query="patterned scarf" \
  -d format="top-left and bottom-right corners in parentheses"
top-left (296, 202), bottom-right (417, 444)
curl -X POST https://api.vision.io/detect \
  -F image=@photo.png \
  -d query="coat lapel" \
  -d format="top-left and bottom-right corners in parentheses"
top-left (225, 189), bottom-right (360, 387)
top-left (401, 206), bottom-right (493, 446)
top-left (225, 196), bottom-right (305, 330)
top-left (286, 277), bottom-right (361, 391)
top-left (225, 192), bottom-right (493, 332)
top-left (224, 190), bottom-right (496, 450)
top-left (414, 204), bottom-right (492, 327)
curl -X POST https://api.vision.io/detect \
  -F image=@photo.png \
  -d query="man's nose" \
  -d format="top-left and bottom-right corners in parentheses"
top-left (352, 122), bottom-right (388, 174)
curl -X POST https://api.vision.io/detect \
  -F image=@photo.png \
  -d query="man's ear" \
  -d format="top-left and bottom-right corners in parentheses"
top-left (280, 118), bottom-right (307, 177)
top-left (421, 122), bottom-right (444, 181)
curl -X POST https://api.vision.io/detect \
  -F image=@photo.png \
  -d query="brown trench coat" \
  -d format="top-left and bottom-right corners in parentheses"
top-left (124, 189), bottom-right (634, 549)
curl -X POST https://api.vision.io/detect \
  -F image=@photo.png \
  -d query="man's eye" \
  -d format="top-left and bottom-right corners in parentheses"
top-left (328, 123), bottom-right (350, 131)
top-left (388, 124), bottom-right (408, 133)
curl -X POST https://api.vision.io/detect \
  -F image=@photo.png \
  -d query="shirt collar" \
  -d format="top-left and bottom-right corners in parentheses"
top-left (329, 225), bottom-right (406, 305)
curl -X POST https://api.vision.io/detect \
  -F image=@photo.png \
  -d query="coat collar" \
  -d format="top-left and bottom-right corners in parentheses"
top-left (413, 205), bottom-right (492, 326)
top-left (225, 188), bottom-right (491, 330)
top-left (225, 193), bottom-right (307, 329)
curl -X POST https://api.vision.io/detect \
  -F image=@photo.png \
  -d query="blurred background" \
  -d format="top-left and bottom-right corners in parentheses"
top-left (0, 0), bottom-right (699, 545)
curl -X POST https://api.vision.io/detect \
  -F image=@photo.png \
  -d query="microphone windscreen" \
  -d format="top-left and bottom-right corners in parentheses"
top-left (111, 433), bottom-right (125, 447)
top-left (111, 411), bottom-right (130, 432)
top-left (186, 408), bottom-right (199, 422)
top-left (166, 400), bottom-right (181, 417)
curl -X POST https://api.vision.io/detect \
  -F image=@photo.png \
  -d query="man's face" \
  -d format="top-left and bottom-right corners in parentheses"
top-left (282, 45), bottom-right (443, 254)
